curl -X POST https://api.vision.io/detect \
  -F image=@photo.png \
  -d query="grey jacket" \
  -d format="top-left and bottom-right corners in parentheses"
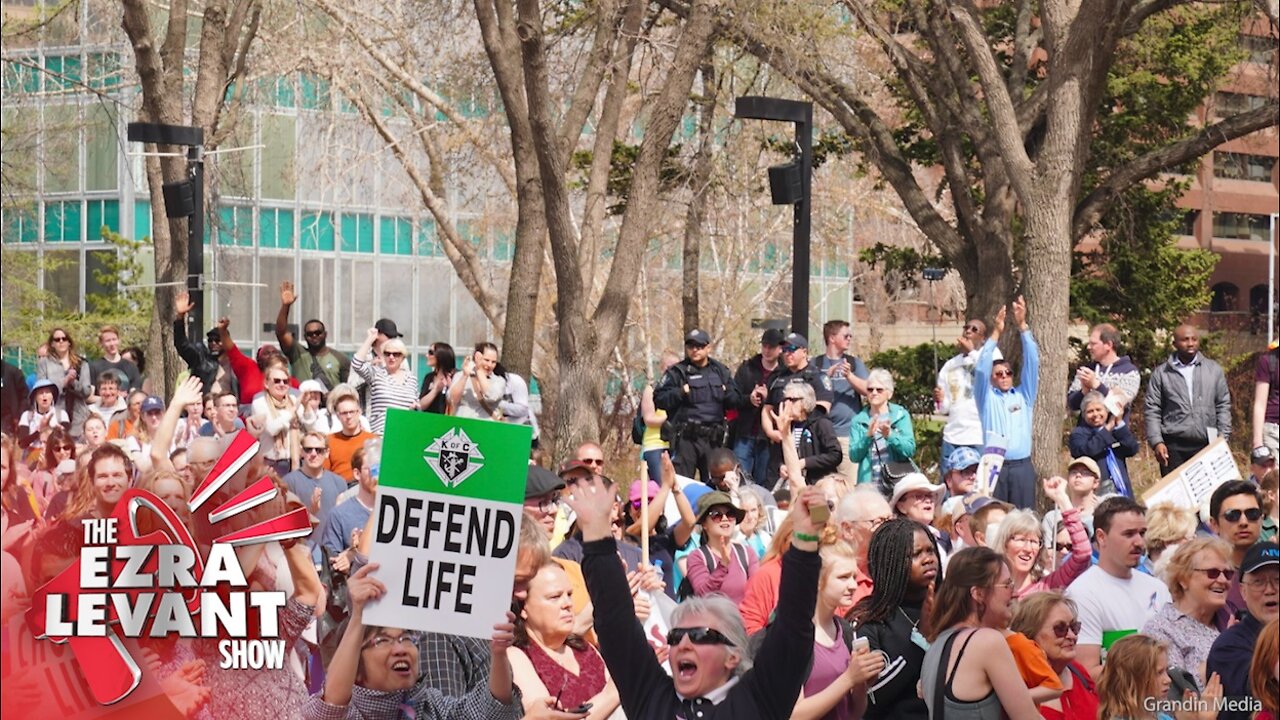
top-left (1144, 353), bottom-right (1231, 446)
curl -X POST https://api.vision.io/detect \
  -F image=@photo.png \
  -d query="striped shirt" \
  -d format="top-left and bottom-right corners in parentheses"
top-left (351, 356), bottom-right (418, 434)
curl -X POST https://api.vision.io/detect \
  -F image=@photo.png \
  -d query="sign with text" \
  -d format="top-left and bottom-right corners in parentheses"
top-left (1142, 438), bottom-right (1241, 510)
top-left (364, 409), bottom-right (531, 638)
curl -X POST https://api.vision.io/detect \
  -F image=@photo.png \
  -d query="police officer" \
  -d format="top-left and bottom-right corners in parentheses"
top-left (762, 333), bottom-right (835, 486)
top-left (654, 329), bottom-right (743, 485)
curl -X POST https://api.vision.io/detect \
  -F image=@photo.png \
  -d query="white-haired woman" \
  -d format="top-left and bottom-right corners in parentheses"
top-left (994, 476), bottom-right (1092, 600)
top-left (1141, 536), bottom-right (1234, 689)
top-left (847, 368), bottom-right (916, 490)
top-left (763, 382), bottom-right (844, 486)
top-left (352, 328), bottom-right (418, 434)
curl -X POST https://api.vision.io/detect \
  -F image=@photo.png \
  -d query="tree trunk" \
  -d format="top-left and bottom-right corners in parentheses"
top-left (681, 60), bottom-right (716, 336)
top-left (1023, 198), bottom-right (1074, 484)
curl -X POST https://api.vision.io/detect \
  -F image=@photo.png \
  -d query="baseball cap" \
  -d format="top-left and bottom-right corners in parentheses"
top-left (55, 459), bottom-right (78, 476)
top-left (783, 332), bottom-right (808, 350)
top-left (629, 479), bottom-right (660, 507)
top-left (525, 466), bottom-right (565, 500)
top-left (945, 447), bottom-right (982, 474)
top-left (761, 328), bottom-right (786, 346)
top-left (1241, 542), bottom-right (1280, 576)
top-left (1251, 446), bottom-right (1276, 464)
top-left (374, 318), bottom-right (402, 339)
top-left (298, 379), bottom-right (326, 396)
top-left (206, 328), bottom-right (222, 342)
top-left (684, 329), bottom-right (710, 347)
top-left (963, 493), bottom-right (996, 517)
top-left (1067, 456), bottom-right (1101, 477)
top-left (141, 396), bottom-right (165, 413)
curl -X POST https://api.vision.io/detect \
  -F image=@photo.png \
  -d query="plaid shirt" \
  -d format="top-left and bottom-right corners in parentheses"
top-left (302, 679), bottom-right (521, 720)
top-left (418, 633), bottom-right (491, 698)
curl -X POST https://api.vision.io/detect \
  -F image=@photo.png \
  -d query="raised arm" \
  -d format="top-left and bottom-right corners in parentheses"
top-left (274, 281), bottom-right (297, 356)
top-left (150, 376), bottom-right (204, 472)
top-left (351, 327), bottom-right (378, 382)
top-left (313, 563), bottom-right (384, 712)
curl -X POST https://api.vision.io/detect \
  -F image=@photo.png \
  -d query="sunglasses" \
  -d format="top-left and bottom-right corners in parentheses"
top-left (782, 345), bottom-right (802, 353)
top-left (270, 377), bottom-right (290, 385)
top-left (685, 343), bottom-right (708, 350)
top-left (1051, 620), bottom-right (1082, 638)
top-left (51, 336), bottom-right (70, 342)
top-left (992, 370), bottom-right (1013, 378)
top-left (781, 396), bottom-right (801, 403)
top-left (581, 458), bottom-right (605, 466)
top-left (866, 387), bottom-right (887, 394)
top-left (55, 444), bottom-right (74, 452)
top-left (1193, 567), bottom-right (1235, 581)
top-left (666, 627), bottom-right (735, 647)
top-left (1055, 542), bottom-right (1072, 553)
top-left (383, 351), bottom-right (404, 358)
top-left (705, 509), bottom-right (737, 522)
top-left (301, 446), bottom-right (327, 455)
top-left (304, 328), bottom-right (325, 337)
top-left (1222, 508), bottom-right (1262, 523)
top-left (427, 348), bottom-right (435, 356)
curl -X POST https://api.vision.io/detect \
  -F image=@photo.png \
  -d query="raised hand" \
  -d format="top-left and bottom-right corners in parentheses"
top-left (171, 375), bottom-right (204, 408)
top-left (490, 611), bottom-right (516, 653)
top-left (790, 485), bottom-right (829, 540)
top-left (217, 317), bottom-right (230, 332)
top-left (1012, 295), bottom-right (1027, 330)
top-left (561, 474), bottom-right (615, 541)
top-left (346, 563), bottom-right (387, 612)
top-left (993, 304), bottom-right (1007, 335)
top-left (175, 292), bottom-right (195, 317)
top-left (280, 280), bottom-right (297, 306)
top-left (1042, 475), bottom-right (1071, 510)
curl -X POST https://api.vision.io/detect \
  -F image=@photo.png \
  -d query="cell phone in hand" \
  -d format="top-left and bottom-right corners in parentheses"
top-left (852, 635), bottom-right (870, 654)
top-left (569, 702), bottom-right (593, 715)
top-left (809, 501), bottom-right (830, 524)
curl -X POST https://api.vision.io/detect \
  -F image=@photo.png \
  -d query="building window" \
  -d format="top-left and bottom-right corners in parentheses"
top-left (1212, 212), bottom-right (1271, 241)
top-left (1211, 282), bottom-right (1239, 312)
top-left (339, 213), bottom-right (374, 253)
top-left (1213, 152), bottom-right (1275, 182)
top-left (1239, 33), bottom-right (1276, 65)
top-left (215, 206), bottom-right (253, 247)
top-left (259, 208), bottom-right (295, 249)
top-left (301, 212), bottom-right (335, 251)
top-left (1176, 209), bottom-right (1199, 236)
top-left (1214, 92), bottom-right (1267, 116)
top-left (86, 200), bottom-right (121, 239)
top-left (379, 216), bottom-right (413, 256)
top-left (44, 201), bottom-right (82, 242)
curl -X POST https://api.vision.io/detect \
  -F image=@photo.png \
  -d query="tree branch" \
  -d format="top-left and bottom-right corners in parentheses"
top-left (556, 0), bottom-right (623, 162)
top-left (1073, 102), bottom-right (1280, 238)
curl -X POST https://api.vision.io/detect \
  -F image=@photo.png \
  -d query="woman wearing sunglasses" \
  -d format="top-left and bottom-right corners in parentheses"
top-left (1009, 592), bottom-right (1099, 720)
top-left (353, 328), bottom-right (419, 434)
top-left (30, 428), bottom-right (75, 511)
top-left (565, 464), bottom-right (828, 720)
top-left (36, 327), bottom-right (92, 437)
top-left (1141, 537), bottom-right (1235, 690)
top-left (683, 491), bottom-right (758, 604)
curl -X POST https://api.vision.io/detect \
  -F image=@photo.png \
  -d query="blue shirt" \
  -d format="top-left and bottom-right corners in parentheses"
top-left (282, 468), bottom-right (349, 559)
top-left (974, 330), bottom-right (1039, 461)
top-left (815, 354), bottom-right (869, 436)
top-left (319, 495), bottom-right (373, 556)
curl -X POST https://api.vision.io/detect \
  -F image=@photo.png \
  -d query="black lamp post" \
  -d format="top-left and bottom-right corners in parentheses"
top-left (126, 122), bottom-right (206, 333)
top-left (735, 96), bottom-right (813, 336)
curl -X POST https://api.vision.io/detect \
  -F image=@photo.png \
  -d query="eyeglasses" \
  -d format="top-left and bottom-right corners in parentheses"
top-left (51, 336), bottom-right (69, 342)
top-left (858, 516), bottom-right (891, 530)
top-left (270, 377), bottom-right (290, 385)
top-left (992, 370), bottom-right (1013, 378)
top-left (666, 627), bottom-right (735, 647)
top-left (304, 328), bottom-right (325, 337)
top-left (781, 396), bottom-right (802, 403)
top-left (991, 580), bottom-right (1015, 589)
top-left (1055, 542), bottom-right (1072, 553)
top-left (1222, 508), bottom-right (1263, 523)
top-left (866, 387), bottom-right (887, 394)
top-left (528, 494), bottom-right (561, 513)
top-left (1010, 536), bottom-right (1043, 549)
top-left (301, 446), bottom-right (327, 455)
top-left (1244, 576), bottom-right (1280, 590)
top-left (383, 351), bottom-right (404, 358)
top-left (1050, 620), bottom-right (1082, 638)
top-left (363, 632), bottom-right (421, 650)
top-left (705, 509), bottom-right (737, 522)
top-left (1192, 567), bottom-right (1235, 581)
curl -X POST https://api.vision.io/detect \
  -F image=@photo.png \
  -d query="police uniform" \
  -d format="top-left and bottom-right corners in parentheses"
top-left (653, 330), bottom-right (743, 484)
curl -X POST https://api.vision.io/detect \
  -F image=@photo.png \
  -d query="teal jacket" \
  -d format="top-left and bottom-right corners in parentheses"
top-left (848, 402), bottom-right (916, 485)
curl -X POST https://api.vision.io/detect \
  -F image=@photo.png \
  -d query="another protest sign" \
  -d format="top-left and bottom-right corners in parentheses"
top-left (363, 409), bottom-right (532, 638)
top-left (1142, 438), bottom-right (1241, 510)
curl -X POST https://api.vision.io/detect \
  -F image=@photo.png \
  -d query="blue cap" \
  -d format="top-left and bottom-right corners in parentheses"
top-left (945, 446), bottom-right (982, 474)
top-left (1242, 543), bottom-right (1279, 576)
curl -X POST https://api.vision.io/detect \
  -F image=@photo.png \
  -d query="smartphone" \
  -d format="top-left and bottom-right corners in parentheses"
top-left (569, 702), bottom-right (593, 715)
top-left (852, 635), bottom-right (870, 654)
top-left (809, 501), bottom-right (830, 524)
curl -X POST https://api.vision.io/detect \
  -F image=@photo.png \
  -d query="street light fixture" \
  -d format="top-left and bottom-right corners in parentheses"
top-left (127, 122), bottom-right (206, 333)
top-left (735, 96), bottom-right (813, 336)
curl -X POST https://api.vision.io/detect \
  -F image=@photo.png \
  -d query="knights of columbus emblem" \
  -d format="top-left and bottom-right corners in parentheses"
top-left (423, 428), bottom-right (485, 488)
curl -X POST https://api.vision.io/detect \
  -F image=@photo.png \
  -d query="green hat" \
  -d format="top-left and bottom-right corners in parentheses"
top-left (695, 491), bottom-right (745, 524)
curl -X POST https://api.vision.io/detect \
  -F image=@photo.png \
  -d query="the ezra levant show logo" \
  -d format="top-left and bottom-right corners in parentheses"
top-left (23, 431), bottom-right (313, 706)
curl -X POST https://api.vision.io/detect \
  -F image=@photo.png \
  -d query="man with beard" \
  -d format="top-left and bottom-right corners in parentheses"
top-left (1144, 323), bottom-right (1231, 476)
top-left (275, 281), bottom-right (350, 393)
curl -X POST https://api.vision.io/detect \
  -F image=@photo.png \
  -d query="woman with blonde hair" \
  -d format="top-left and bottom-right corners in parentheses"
top-left (1008, 591), bottom-right (1098, 720)
top-left (992, 477), bottom-right (1091, 600)
top-left (1142, 537), bottom-right (1234, 688)
top-left (37, 327), bottom-right (91, 436)
top-left (1145, 503), bottom-right (1199, 577)
top-left (1096, 634), bottom-right (1221, 720)
top-left (353, 329), bottom-right (418, 434)
top-left (252, 364), bottom-right (299, 476)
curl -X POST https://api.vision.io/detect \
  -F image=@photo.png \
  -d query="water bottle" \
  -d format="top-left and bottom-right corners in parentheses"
top-left (363, 436), bottom-right (382, 484)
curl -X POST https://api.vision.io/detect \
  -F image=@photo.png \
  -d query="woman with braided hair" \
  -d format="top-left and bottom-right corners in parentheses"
top-left (851, 518), bottom-right (940, 720)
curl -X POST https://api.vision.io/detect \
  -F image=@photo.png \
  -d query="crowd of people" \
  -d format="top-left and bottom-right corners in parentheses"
top-left (0, 284), bottom-right (1278, 720)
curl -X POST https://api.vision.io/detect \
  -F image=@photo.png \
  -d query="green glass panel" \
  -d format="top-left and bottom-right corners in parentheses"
top-left (380, 216), bottom-right (412, 255)
top-left (2, 208), bottom-right (37, 243)
top-left (341, 213), bottom-right (374, 253)
top-left (457, 220), bottom-right (485, 258)
top-left (3, 61), bottom-right (40, 94)
top-left (44, 201), bottom-right (80, 242)
top-left (492, 230), bottom-right (513, 261)
top-left (217, 206), bottom-right (252, 246)
top-left (134, 201), bottom-right (151, 240)
top-left (87, 52), bottom-right (121, 89)
top-left (299, 74), bottom-right (330, 110)
top-left (43, 106), bottom-right (80, 193)
top-left (261, 115), bottom-right (296, 200)
top-left (301, 212), bottom-right (334, 251)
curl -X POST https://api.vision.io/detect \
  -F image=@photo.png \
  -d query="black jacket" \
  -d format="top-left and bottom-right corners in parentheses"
top-left (732, 354), bottom-right (782, 440)
top-left (764, 410), bottom-right (843, 486)
top-left (173, 318), bottom-right (223, 391)
top-left (861, 603), bottom-right (928, 720)
top-left (582, 537), bottom-right (819, 720)
top-left (654, 357), bottom-right (743, 425)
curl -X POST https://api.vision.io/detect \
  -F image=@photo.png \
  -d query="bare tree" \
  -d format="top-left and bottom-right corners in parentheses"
top-left (119, 0), bottom-right (261, 394)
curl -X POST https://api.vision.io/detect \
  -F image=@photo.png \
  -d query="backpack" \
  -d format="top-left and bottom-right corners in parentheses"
top-left (676, 544), bottom-right (751, 601)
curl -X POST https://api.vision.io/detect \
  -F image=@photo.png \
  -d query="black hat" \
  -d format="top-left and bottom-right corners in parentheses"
top-left (374, 318), bottom-right (401, 339)
top-left (1241, 543), bottom-right (1280, 576)
top-left (761, 328), bottom-right (786, 346)
top-left (526, 466), bottom-right (566, 500)
top-left (685, 329), bottom-right (711, 347)
top-left (783, 332), bottom-right (808, 349)
top-left (206, 328), bottom-right (222, 342)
